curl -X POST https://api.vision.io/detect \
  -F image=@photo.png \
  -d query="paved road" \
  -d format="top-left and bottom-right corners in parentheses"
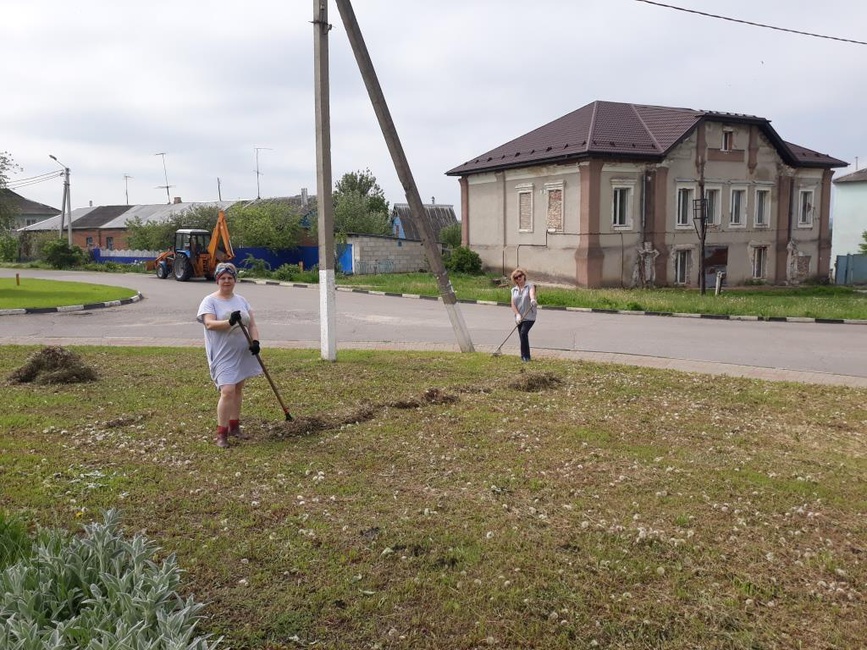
top-left (1, 269), bottom-right (865, 387)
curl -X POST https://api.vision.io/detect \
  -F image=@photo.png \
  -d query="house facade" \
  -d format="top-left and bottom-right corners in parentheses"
top-left (831, 168), bottom-right (867, 258)
top-left (1, 189), bottom-right (60, 229)
top-left (446, 101), bottom-right (846, 287)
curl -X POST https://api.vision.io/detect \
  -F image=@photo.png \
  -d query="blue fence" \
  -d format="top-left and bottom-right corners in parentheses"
top-left (835, 254), bottom-right (867, 285)
top-left (93, 244), bottom-right (356, 274)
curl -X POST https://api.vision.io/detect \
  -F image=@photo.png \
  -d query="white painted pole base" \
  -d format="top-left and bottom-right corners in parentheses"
top-left (319, 269), bottom-right (337, 361)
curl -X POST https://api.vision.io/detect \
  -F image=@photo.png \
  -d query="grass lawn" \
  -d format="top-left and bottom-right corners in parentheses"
top-left (0, 277), bottom-right (138, 309)
top-left (334, 273), bottom-right (867, 321)
top-left (2, 345), bottom-right (865, 649)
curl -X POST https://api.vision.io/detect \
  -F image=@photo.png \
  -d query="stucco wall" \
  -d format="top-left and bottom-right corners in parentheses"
top-left (832, 182), bottom-right (867, 257)
top-left (349, 234), bottom-right (433, 275)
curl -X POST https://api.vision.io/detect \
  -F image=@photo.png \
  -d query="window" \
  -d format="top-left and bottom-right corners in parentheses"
top-left (722, 130), bottom-right (734, 151)
top-left (798, 190), bottom-right (814, 226)
top-left (612, 187), bottom-right (631, 227)
top-left (752, 246), bottom-right (767, 279)
top-left (674, 249), bottom-right (690, 285)
top-left (755, 189), bottom-right (770, 227)
top-left (545, 183), bottom-right (563, 232)
top-left (86, 236), bottom-right (94, 247)
top-left (677, 187), bottom-right (694, 227)
top-left (106, 237), bottom-right (114, 250)
top-left (517, 185), bottom-right (533, 232)
top-left (705, 188), bottom-right (721, 225)
top-left (730, 188), bottom-right (746, 227)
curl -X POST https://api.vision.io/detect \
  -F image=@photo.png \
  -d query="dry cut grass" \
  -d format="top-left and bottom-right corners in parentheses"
top-left (0, 345), bottom-right (865, 649)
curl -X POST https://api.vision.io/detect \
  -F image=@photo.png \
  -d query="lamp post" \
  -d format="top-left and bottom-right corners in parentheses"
top-left (49, 155), bottom-right (73, 246)
top-left (692, 197), bottom-right (707, 295)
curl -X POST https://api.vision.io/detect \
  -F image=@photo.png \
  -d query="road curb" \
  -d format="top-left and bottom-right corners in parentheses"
top-left (0, 292), bottom-right (143, 316)
top-left (238, 280), bottom-right (867, 326)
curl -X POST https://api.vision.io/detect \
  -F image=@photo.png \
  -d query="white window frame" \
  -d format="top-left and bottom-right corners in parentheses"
top-left (611, 185), bottom-right (632, 229)
top-left (673, 248), bottom-right (691, 285)
top-left (676, 185), bottom-right (695, 228)
top-left (751, 245), bottom-right (768, 279)
top-left (798, 189), bottom-right (814, 228)
top-left (704, 186), bottom-right (722, 226)
top-left (754, 188), bottom-right (770, 228)
top-left (516, 183), bottom-right (534, 232)
top-left (729, 187), bottom-right (747, 228)
top-left (544, 181), bottom-right (564, 233)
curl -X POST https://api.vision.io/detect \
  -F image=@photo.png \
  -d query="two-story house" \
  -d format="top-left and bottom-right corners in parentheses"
top-left (446, 100), bottom-right (846, 287)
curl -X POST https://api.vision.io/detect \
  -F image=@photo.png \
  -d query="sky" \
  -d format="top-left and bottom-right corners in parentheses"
top-left (2, 0), bottom-right (866, 214)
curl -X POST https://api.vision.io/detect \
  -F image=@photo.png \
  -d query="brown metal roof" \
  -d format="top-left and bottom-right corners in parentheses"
top-left (446, 100), bottom-right (846, 176)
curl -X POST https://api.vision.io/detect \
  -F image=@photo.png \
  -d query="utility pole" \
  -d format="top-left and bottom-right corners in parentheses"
top-left (124, 174), bottom-right (133, 205)
top-left (334, 0), bottom-right (474, 352)
top-left (49, 155), bottom-right (72, 246)
top-left (254, 146), bottom-right (273, 200)
top-left (313, 0), bottom-right (337, 361)
top-left (155, 152), bottom-right (173, 204)
top-left (217, 177), bottom-right (223, 201)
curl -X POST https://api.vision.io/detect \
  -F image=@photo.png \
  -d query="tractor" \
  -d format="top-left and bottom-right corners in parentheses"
top-left (147, 210), bottom-right (234, 281)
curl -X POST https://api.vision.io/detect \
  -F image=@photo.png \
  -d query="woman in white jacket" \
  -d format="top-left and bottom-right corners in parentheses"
top-left (510, 267), bottom-right (538, 362)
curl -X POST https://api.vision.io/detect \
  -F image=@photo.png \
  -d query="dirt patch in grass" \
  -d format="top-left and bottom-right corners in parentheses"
top-left (508, 369), bottom-right (563, 392)
top-left (7, 346), bottom-right (98, 385)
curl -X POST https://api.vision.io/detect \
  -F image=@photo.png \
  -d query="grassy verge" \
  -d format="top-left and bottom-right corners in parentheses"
top-left (335, 272), bottom-right (867, 320)
top-left (0, 278), bottom-right (138, 309)
top-left (1, 345), bottom-right (865, 649)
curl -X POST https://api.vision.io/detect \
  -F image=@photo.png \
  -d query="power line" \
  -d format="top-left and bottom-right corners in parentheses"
top-left (635, 0), bottom-right (867, 45)
top-left (6, 170), bottom-right (64, 189)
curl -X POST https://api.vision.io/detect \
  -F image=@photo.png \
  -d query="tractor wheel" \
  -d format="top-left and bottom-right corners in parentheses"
top-left (156, 263), bottom-right (169, 279)
top-left (174, 255), bottom-right (192, 281)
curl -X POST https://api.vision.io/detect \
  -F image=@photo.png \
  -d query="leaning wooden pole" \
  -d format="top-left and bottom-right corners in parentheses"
top-left (313, 0), bottom-right (337, 361)
top-left (334, 0), bottom-right (475, 353)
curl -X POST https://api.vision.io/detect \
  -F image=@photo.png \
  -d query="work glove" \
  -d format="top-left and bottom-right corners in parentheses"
top-left (530, 299), bottom-right (537, 308)
top-left (515, 314), bottom-right (522, 324)
top-left (249, 340), bottom-right (261, 356)
top-left (228, 310), bottom-right (242, 326)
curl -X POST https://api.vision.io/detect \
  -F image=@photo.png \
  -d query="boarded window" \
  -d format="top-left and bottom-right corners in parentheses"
top-left (518, 191), bottom-right (533, 231)
top-left (546, 188), bottom-right (563, 231)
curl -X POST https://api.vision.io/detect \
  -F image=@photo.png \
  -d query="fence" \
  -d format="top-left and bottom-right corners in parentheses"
top-left (835, 254), bottom-right (867, 285)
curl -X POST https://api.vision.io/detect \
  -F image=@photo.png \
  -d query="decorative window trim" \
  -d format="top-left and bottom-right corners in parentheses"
top-left (516, 183), bottom-right (534, 233)
top-left (722, 128), bottom-right (735, 152)
top-left (797, 189), bottom-right (814, 228)
top-left (544, 181), bottom-right (564, 233)
top-left (754, 188), bottom-right (771, 228)
top-left (729, 186), bottom-right (747, 228)
top-left (748, 243), bottom-right (769, 279)
top-left (611, 184), bottom-right (633, 230)
top-left (671, 245), bottom-right (694, 286)
top-left (704, 185), bottom-right (722, 226)
top-left (676, 184), bottom-right (695, 229)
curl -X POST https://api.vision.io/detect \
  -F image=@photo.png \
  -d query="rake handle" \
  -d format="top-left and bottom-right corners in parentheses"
top-left (237, 321), bottom-right (293, 420)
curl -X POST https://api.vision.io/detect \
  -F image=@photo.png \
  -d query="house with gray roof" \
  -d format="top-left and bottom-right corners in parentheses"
top-left (1, 189), bottom-right (60, 229)
top-left (447, 100), bottom-right (846, 287)
top-left (390, 201), bottom-right (458, 241)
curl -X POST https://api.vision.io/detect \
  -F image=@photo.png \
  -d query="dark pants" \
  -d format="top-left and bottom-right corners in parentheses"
top-left (518, 319), bottom-right (535, 360)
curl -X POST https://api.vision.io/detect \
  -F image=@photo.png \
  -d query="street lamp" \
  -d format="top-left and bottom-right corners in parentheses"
top-left (692, 197), bottom-right (707, 295)
top-left (49, 155), bottom-right (72, 246)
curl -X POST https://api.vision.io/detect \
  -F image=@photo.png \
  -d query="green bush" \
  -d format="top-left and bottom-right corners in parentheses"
top-left (273, 263), bottom-right (319, 283)
top-left (40, 239), bottom-right (85, 269)
top-left (0, 509), bottom-right (219, 649)
top-left (444, 246), bottom-right (482, 275)
top-left (0, 234), bottom-right (18, 262)
top-left (241, 254), bottom-right (272, 278)
top-left (439, 223), bottom-right (462, 249)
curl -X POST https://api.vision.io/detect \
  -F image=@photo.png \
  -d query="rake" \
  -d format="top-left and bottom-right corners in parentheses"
top-left (237, 321), bottom-right (293, 421)
top-left (492, 305), bottom-right (532, 357)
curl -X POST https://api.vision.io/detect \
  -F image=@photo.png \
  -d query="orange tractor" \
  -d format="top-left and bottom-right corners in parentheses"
top-left (147, 210), bottom-right (234, 281)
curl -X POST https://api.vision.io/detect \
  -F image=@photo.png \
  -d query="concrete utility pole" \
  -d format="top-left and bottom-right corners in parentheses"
top-left (313, 0), bottom-right (337, 361)
top-left (124, 174), bottom-right (133, 205)
top-left (49, 155), bottom-right (72, 246)
top-left (334, 0), bottom-right (474, 352)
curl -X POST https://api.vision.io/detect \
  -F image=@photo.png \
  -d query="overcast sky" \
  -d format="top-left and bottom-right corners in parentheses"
top-left (3, 0), bottom-right (866, 214)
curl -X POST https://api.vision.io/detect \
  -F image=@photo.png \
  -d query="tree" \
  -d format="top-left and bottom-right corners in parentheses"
top-left (860, 230), bottom-right (867, 255)
top-left (0, 151), bottom-right (22, 232)
top-left (332, 169), bottom-right (391, 236)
